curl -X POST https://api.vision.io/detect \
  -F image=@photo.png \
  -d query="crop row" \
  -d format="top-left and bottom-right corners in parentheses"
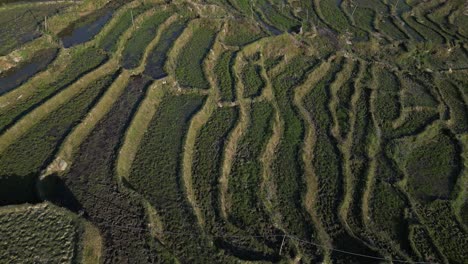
top-left (255, 0), bottom-right (300, 32)
top-left (376, 16), bottom-right (408, 41)
top-left (437, 79), bottom-right (468, 134)
top-left (0, 4), bottom-right (67, 55)
top-left (303, 58), bottom-right (382, 262)
top-left (241, 63), bottom-right (265, 98)
top-left (343, 67), bottom-right (372, 233)
top-left (62, 75), bottom-right (158, 263)
top-left (335, 62), bottom-right (359, 139)
top-left (0, 70), bottom-right (119, 205)
top-left (0, 48), bottom-right (58, 96)
top-left (223, 19), bottom-right (266, 47)
top-left (372, 67), bottom-right (401, 135)
top-left (174, 25), bottom-right (217, 89)
top-left (144, 18), bottom-right (187, 79)
top-left (316, 0), bottom-right (350, 33)
top-left (213, 51), bottom-right (236, 101)
top-left (121, 10), bottom-right (171, 69)
top-left (98, 4), bottom-right (152, 53)
top-left (269, 56), bottom-right (324, 261)
top-left (190, 106), bottom-right (279, 261)
top-left (389, 110), bottom-right (439, 139)
top-left (0, 46), bottom-right (108, 134)
top-left (127, 94), bottom-right (227, 263)
top-left (227, 101), bottom-right (279, 243)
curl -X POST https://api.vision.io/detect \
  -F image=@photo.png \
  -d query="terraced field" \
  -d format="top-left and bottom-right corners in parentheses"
top-left (0, 0), bottom-right (467, 263)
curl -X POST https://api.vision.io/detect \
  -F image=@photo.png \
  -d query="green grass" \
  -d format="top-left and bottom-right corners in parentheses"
top-left (213, 51), bottom-right (236, 101)
top-left (0, 46), bottom-right (108, 134)
top-left (242, 63), bottom-right (265, 98)
top-left (121, 10), bottom-right (171, 69)
top-left (0, 203), bottom-right (80, 263)
top-left (174, 25), bottom-right (217, 89)
top-left (98, 5), bottom-right (151, 53)
top-left (404, 131), bottom-right (459, 201)
top-left (0, 70), bottom-right (117, 204)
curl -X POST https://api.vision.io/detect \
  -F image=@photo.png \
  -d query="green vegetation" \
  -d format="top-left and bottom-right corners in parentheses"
top-left (0, 4), bottom-right (69, 55)
top-left (0, 0), bottom-right (467, 262)
top-left (228, 101), bottom-right (274, 232)
top-left (128, 94), bottom-right (225, 262)
top-left (241, 63), bottom-right (264, 98)
top-left (121, 10), bottom-right (171, 69)
top-left (418, 200), bottom-right (468, 263)
top-left (0, 46), bottom-right (108, 134)
top-left (223, 20), bottom-right (266, 46)
top-left (437, 79), bottom-right (468, 134)
top-left (0, 203), bottom-right (80, 263)
top-left (404, 132), bottom-right (459, 201)
top-left (409, 224), bottom-right (445, 263)
top-left (213, 51), bottom-right (236, 101)
top-left (144, 18), bottom-right (187, 79)
top-left (174, 25), bottom-right (217, 89)
top-left (0, 70), bottom-right (117, 204)
top-left (317, 0), bottom-right (350, 33)
top-left (270, 57), bottom-right (317, 240)
top-left (98, 5), bottom-right (151, 53)
top-left (256, 0), bottom-right (300, 32)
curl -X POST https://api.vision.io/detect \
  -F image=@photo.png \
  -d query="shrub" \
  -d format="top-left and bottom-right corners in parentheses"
top-left (174, 25), bottom-right (217, 89)
top-left (121, 10), bottom-right (171, 69)
top-left (437, 80), bottom-right (468, 134)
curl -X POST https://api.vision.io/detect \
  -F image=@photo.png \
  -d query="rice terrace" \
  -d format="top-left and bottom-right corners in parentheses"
top-left (0, 0), bottom-right (467, 263)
